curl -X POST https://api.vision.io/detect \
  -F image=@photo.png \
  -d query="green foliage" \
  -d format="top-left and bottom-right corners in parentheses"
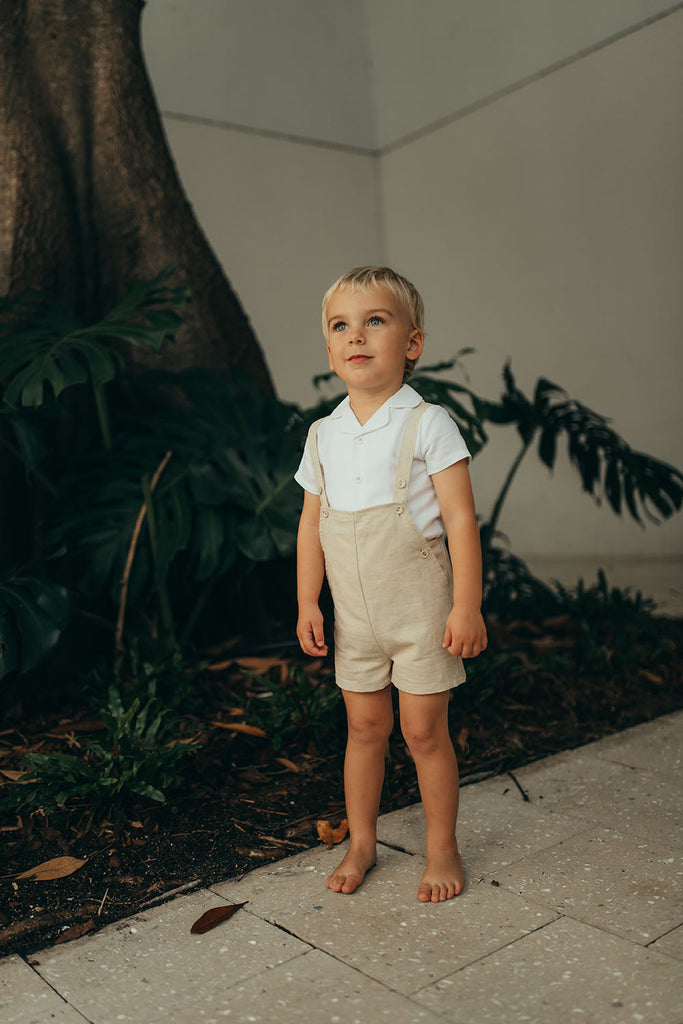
top-left (0, 267), bottom-right (188, 410)
top-left (0, 572), bottom-right (70, 677)
top-left (0, 686), bottom-right (200, 817)
top-left (52, 370), bottom-right (306, 624)
top-left (1, 272), bottom-right (681, 685)
top-left (484, 363), bottom-right (683, 536)
top-left (245, 663), bottom-right (344, 753)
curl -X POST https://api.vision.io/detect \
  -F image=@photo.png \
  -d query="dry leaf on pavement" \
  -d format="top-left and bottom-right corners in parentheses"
top-left (190, 901), bottom-right (248, 934)
top-left (316, 819), bottom-right (349, 845)
top-left (55, 919), bottom-right (95, 944)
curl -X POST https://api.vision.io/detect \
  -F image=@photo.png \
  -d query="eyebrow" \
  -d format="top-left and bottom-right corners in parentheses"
top-left (327, 307), bottom-right (395, 326)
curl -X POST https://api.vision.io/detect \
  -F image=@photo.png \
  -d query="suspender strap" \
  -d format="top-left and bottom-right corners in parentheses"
top-left (392, 403), bottom-right (430, 504)
top-left (306, 418), bottom-right (329, 507)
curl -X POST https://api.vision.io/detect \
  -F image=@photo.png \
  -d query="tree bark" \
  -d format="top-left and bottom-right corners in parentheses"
top-left (0, 0), bottom-right (273, 389)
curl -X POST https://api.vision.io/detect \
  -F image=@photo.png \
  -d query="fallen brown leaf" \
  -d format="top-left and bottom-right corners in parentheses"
top-left (210, 721), bottom-right (267, 738)
top-left (16, 856), bottom-right (88, 881)
top-left (638, 669), bottom-right (664, 684)
top-left (234, 657), bottom-right (290, 673)
top-left (275, 757), bottom-right (300, 772)
top-left (55, 919), bottom-right (95, 944)
top-left (316, 819), bottom-right (349, 845)
top-left (46, 719), bottom-right (104, 735)
top-left (190, 902), bottom-right (248, 934)
top-left (0, 769), bottom-right (32, 783)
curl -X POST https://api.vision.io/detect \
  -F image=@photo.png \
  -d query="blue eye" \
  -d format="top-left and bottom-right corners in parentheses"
top-left (332, 321), bottom-right (347, 332)
top-left (368, 315), bottom-right (384, 326)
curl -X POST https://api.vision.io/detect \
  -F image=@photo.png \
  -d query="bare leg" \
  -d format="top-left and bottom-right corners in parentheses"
top-left (327, 686), bottom-right (394, 894)
top-left (399, 690), bottom-right (464, 902)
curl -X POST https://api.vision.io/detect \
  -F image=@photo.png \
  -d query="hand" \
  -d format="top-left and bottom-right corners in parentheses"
top-left (297, 603), bottom-right (328, 657)
top-left (442, 606), bottom-right (487, 658)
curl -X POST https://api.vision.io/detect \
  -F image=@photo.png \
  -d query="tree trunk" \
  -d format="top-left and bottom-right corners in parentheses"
top-left (0, 0), bottom-right (273, 389)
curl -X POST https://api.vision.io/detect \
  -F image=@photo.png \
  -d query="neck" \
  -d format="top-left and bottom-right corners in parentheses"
top-left (347, 382), bottom-right (405, 425)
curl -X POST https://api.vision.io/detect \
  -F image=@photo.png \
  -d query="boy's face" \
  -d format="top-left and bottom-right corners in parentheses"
top-left (325, 284), bottom-right (423, 398)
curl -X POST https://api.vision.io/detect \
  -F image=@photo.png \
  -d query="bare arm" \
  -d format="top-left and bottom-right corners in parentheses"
top-left (296, 489), bottom-right (328, 656)
top-left (431, 460), bottom-right (487, 658)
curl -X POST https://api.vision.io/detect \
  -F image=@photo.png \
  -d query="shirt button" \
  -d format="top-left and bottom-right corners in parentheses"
top-left (355, 475), bottom-right (361, 482)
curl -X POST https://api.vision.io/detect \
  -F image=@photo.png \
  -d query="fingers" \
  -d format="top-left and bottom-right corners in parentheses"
top-left (443, 633), bottom-right (488, 658)
top-left (297, 619), bottom-right (328, 657)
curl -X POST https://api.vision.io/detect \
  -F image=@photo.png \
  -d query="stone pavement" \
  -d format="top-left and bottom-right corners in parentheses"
top-left (2, 711), bottom-right (682, 1024)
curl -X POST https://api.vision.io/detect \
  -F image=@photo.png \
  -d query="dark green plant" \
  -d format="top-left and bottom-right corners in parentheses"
top-left (0, 267), bottom-right (189, 449)
top-left (480, 363), bottom-right (683, 557)
top-left (245, 663), bottom-right (344, 753)
top-left (0, 571), bottom-right (70, 677)
top-left (0, 685), bottom-right (201, 817)
top-left (51, 369), bottom-right (308, 656)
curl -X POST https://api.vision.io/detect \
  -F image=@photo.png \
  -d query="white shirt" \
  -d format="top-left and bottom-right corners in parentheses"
top-left (295, 384), bottom-right (471, 539)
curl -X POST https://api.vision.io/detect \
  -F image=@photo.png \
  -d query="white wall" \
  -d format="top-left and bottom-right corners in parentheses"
top-left (143, 0), bottom-right (375, 150)
top-left (162, 117), bottom-right (381, 402)
top-left (379, 12), bottom-right (683, 556)
top-left (364, 0), bottom-right (680, 149)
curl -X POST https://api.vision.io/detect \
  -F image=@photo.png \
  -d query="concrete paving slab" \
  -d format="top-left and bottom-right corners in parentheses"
top-left (512, 749), bottom-right (683, 845)
top-left (32, 888), bottom-right (309, 1024)
top-left (651, 924), bottom-right (683, 961)
top-left (377, 776), bottom-right (591, 874)
top-left (580, 711), bottom-right (683, 776)
top-left (147, 948), bottom-right (445, 1024)
top-left (413, 915), bottom-right (683, 1024)
top-left (493, 827), bottom-right (683, 944)
top-left (0, 954), bottom-right (88, 1024)
top-left (214, 844), bottom-right (557, 996)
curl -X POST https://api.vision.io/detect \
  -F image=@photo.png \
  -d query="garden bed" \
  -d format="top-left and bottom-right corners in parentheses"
top-left (1, 604), bottom-right (681, 959)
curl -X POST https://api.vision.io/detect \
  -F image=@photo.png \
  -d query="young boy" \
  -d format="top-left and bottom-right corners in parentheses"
top-left (295, 266), bottom-right (487, 903)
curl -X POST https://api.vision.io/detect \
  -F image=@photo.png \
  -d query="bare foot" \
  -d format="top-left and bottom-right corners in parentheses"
top-left (326, 844), bottom-right (377, 895)
top-left (417, 847), bottom-right (465, 903)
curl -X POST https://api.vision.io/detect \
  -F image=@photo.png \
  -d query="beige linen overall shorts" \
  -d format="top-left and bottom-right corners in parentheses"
top-left (308, 403), bottom-right (467, 695)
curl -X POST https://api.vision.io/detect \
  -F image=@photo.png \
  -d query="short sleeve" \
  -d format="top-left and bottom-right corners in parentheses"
top-left (419, 405), bottom-right (471, 476)
top-left (294, 434), bottom-right (319, 494)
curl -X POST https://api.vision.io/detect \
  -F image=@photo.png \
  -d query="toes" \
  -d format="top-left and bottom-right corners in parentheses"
top-left (417, 882), bottom-right (432, 903)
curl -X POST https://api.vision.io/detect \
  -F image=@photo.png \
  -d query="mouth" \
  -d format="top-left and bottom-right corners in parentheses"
top-left (348, 355), bottom-right (371, 363)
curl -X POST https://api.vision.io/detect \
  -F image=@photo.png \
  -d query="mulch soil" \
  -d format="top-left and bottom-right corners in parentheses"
top-left (1, 611), bottom-right (681, 958)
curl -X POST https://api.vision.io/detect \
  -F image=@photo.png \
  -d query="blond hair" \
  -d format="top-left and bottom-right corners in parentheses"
top-left (322, 266), bottom-right (425, 379)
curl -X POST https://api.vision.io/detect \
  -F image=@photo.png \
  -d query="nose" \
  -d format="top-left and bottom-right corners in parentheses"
top-left (349, 325), bottom-right (365, 344)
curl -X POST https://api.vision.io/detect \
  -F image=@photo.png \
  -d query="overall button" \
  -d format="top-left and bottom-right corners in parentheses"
top-left (395, 505), bottom-right (404, 515)
top-left (397, 478), bottom-right (406, 489)
top-left (321, 509), bottom-right (329, 518)
top-left (419, 548), bottom-right (429, 558)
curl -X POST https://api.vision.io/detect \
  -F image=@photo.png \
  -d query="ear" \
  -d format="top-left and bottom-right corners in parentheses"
top-left (327, 344), bottom-right (334, 371)
top-left (406, 330), bottom-right (424, 362)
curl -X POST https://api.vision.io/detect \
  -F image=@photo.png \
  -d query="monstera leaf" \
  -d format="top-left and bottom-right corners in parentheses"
top-left (0, 573), bottom-right (70, 679)
top-left (0, 267), bottom-right (188, 408)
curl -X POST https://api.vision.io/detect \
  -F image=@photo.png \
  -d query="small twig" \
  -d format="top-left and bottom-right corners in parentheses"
top-left (114, 450), bottom-right (172, 672)
top-left (97, 887), bottom-right (109, 917)
top-left (507, 770), bottom-right (530, 802)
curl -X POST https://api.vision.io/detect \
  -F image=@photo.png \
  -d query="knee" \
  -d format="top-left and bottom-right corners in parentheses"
top-left (347, 709), bottom-right (393, 747)
top-left (401, 720), bottom-right (444, 758)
